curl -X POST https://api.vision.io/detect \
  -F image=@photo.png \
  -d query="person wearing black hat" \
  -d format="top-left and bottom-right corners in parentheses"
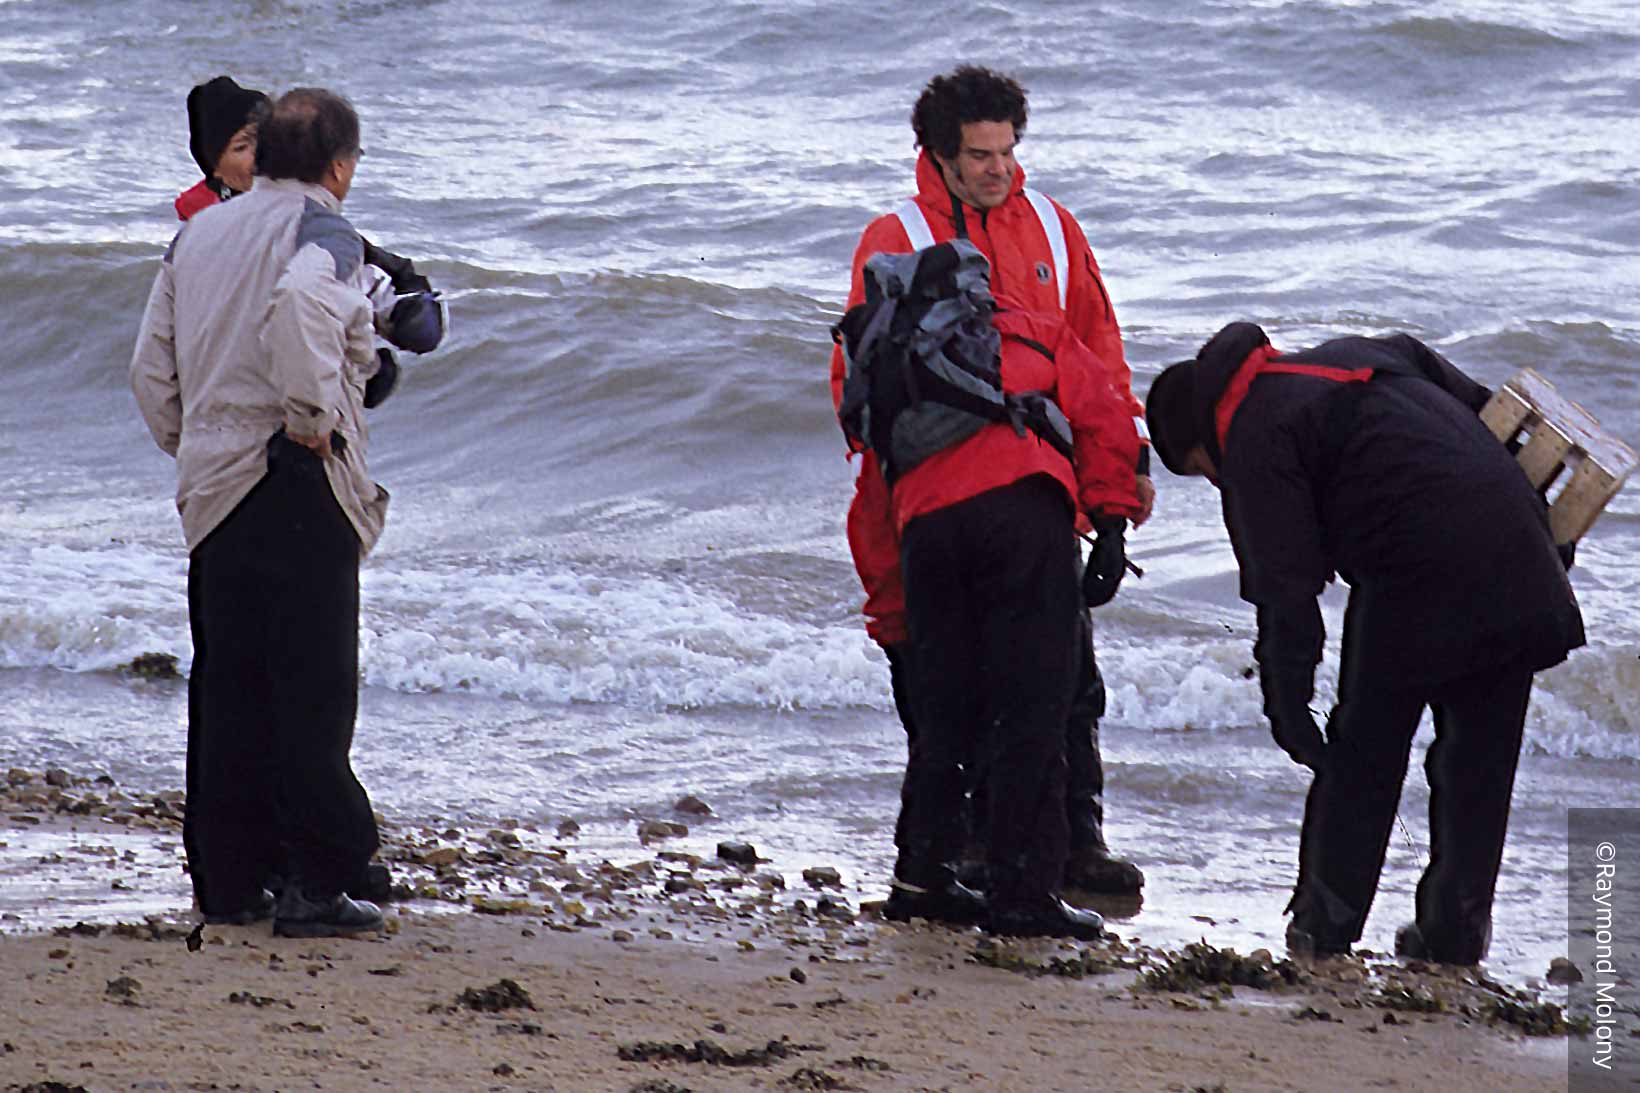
top-left (175, 76), bottom-right (271, 222)
top-left (172, 76), bottom-right (446, 404)
top-left (1145, 322), bottom-right (1584, 965)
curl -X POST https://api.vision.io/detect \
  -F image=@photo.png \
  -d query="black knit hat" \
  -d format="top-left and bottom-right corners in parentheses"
top-left (186, 76), bottom-right (270, 178)
top-left (1144, 360), bottom-right (1199, 475)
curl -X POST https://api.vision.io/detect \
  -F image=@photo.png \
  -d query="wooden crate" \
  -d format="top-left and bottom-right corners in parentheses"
top-left (1479, 368), bottom-right (1638, 543)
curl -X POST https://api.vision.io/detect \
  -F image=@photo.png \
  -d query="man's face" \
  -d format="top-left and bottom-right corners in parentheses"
top-left (934, 120), bottom-right (1017, 210)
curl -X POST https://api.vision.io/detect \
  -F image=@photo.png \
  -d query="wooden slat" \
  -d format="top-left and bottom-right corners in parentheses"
top-left (1516, 422), bottom-right (1574, 491)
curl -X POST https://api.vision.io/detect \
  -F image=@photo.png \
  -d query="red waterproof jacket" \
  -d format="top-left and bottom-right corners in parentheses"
top-left (174, 179), bottom-right (218, 222)
top-left (830, 153), bottom-right (1140, 644)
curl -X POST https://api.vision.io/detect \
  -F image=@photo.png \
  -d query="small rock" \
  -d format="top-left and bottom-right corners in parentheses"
top-left (790, 967), bottom-right (807, 984)
top-left (105, 976), bottom-right (142, 1004)
top-left (456, 979), bottom-right (535, 1013)
top-left (44, 768), bottom-right (70, 787)
top-left (717, 840), bottom-right (759, 866)
top-left (126, 652), bottom-right (181, 679)
top-left (557, 819), bottom-right (581, 837)
top-left (816, 897), bottom-right (854, 922)
top-left (1293, 1006), bottom-right (1337, 1022)
top-left (802, 867), bottom-right (842, 890)
top-left (674, 794), bottom-right (714, 816)
top-left (1547, 957), bottom-right (1583, 985)
top-left (611, 929), bottom-right (634, 943)
top-left (638, 820), bottom-right (687, 840)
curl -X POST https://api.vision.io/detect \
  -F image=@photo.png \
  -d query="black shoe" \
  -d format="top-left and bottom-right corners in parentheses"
top-left (203, 888), bottom-right (276, 926)
top-left (954, 859), bottom-right (990, 893)
top-left (348, 862), bottom-right (394, 903)
top-left (1395, 921), bottom-right (1485, 966)
top-left (273, 887), bottom-right (385, 938)
top-left (882, 879), bottom-right (987, 927)
top-left (986, 897), bottom-right (1106, 941)
top-left (1286, 921), bottom-right (1350, 959)
top-left (1063, 849), bottom-right (1145, 895)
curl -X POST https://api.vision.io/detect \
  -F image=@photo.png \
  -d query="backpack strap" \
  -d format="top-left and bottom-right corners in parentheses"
top-left (894, 200), bottom-right (936, 250)
top-left (1022, 188), bottom-right (1068, 311)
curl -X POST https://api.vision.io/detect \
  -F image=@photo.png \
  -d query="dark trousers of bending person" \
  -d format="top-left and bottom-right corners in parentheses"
top-left (893, 475), bottom-right (1078, 911)
top-left (184, 434), bottom-right (378, 915)
top-left (1290, 599), bottom-right (1534, 965)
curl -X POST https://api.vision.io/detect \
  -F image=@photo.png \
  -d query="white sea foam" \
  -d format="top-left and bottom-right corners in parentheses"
top-left (360, 564), bottom-right (887, 709)
top-left (9, 529), bottom-right (1632, 767)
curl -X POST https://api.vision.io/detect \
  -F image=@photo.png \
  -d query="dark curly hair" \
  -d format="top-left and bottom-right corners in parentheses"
top-left (254, 87), bottom-right (360, 184)
top-left (911, 65), bottom-right (1029, 160)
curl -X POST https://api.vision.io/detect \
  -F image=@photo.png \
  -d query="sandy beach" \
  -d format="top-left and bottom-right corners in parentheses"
top-left (0, 768), bottom-right (1578, 1092)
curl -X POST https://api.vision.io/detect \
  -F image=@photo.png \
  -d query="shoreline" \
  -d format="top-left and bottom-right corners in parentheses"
top-left (1, 768), bottom-right (1579, 1091)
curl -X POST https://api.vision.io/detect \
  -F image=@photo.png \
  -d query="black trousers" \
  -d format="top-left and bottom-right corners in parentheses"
top-left (1063, 607), bottom-right (1110, 852)
top-left (894, 475), bottom-right (1079, 908)
top-left (1289, 605), bottom-right (1534, 963)
top-left (184, 435), bottom-right (379, 914)
top-left (890, 607), bottom-right (1109, 855)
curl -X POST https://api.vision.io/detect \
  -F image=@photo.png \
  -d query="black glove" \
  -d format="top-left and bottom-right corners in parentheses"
top-left (1081, 515), bottom-right (1127, 608)
top-left (1260, 661), bottom-right (1326, 771)
top-left (363, 348), bottom-right (400, 409)
top-left (1557, 539), bottom-right (1576, 571)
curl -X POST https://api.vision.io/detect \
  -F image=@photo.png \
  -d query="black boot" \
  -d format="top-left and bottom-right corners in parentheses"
top-left (986, 896), bottom-right (1106, 941)
top-left (1063, 845), bottom-right (1145, 895)
top-left (1285, 920), bottom-right (1350, 960)
top-left (203, 888), bottom-right (276, 926)
top-left (348, 861), bottom-right (394, 903)
top-left (1394, 920), bottom-right (1488, 966)
top-left (882, 875), bottom-right (987, 927)
top-left (273, 886), bottom-right (385, 938)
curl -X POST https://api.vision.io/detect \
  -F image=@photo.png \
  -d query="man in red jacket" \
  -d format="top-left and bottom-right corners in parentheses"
top-left (835, 240), bottom-right (1143, 937)
top-left (829, 66), bottom-right (1150, 895)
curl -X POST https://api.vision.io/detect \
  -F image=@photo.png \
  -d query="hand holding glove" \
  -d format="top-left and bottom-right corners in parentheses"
top-left (1081, 514), bottom-right (1128, 608)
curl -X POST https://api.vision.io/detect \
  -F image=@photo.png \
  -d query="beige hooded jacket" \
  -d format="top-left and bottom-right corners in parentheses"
top-left (130, 177), bottom-right (389, 555)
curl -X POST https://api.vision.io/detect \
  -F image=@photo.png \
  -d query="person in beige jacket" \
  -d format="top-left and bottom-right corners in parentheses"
top-left (130, 87), bottom-right (388, 939)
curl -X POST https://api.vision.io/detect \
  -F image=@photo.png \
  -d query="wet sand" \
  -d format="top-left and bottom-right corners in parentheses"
top-left (0, 769), bottom-right (1574, 1092)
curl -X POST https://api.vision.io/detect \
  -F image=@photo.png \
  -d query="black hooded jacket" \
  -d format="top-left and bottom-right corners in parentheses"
top-left (1196, 324), bottom-right (1584, 692)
